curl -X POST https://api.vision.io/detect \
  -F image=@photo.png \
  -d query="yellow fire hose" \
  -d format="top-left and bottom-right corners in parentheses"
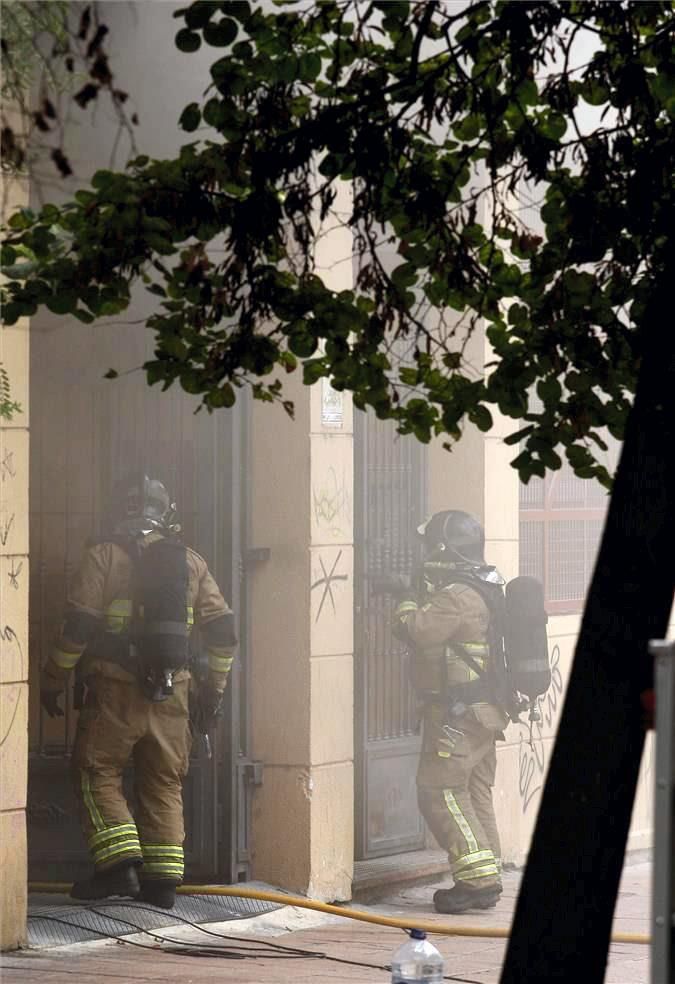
top-left (28, 882), bottom-right (651, 946)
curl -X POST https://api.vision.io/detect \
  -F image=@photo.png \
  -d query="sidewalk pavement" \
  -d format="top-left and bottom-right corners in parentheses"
top-left (1, 861), bottom-right (652, 983)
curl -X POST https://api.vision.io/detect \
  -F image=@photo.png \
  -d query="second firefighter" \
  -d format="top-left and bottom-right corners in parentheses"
top-left (394, 510), bottom-right (509, 915)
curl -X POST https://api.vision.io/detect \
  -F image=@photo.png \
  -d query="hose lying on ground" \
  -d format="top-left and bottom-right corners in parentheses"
top-left (28, 882), bottom-right (650, 946)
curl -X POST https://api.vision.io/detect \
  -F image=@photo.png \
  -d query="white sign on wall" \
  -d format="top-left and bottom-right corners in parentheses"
top-left (321, 378), bottom-right (343, 429)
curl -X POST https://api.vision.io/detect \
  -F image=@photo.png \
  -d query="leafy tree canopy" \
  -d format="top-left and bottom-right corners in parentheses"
top-left (2, 0), bottom-right (674, 484)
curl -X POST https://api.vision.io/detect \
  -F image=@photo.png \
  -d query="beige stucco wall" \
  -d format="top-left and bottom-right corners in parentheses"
top-left (0, 306), bottom-right (29, 950)
top-left (494, 613), bottom-right (655, 866)
top-left (480, 393), bottom-right (654, 866)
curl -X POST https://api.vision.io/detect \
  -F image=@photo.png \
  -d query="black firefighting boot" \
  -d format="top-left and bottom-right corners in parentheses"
top-left (70, 862), bottom-right (141, 900)
top-left (138, 879), bottom-right (177, 909)
top-left (433, 881), bottom-right (502, 914)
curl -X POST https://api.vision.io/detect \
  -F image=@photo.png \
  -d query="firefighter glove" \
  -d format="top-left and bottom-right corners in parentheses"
top-left (40, 660), bottom-right (68, 718)
top-left (191, 688), bottom-right (223, 734)
top-left (41, 687), bottom-right (65, 718)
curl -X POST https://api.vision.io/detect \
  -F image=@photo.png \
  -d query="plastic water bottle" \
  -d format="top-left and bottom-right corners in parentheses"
top-left (391, 929), bottom-right (444, 983)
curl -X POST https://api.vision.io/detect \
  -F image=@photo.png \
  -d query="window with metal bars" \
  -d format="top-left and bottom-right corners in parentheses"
top-left (519, 462), bottom-right (610, 614)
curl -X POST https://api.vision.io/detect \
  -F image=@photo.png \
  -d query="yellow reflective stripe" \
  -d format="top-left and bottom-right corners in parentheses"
top-left (452, 849), bottom-right (495, 872)
top-left (107, 599), bottom-right (133, 616)
top-left (142, 863), bottom-right (184, 874)
top-left (208, 648), bottom-right (234, 673)
top-left (142, 841), bottom-right (183, 854)
top-left (443, 789), bottom-right (479, 854)
top-left (81, 772), bottom-right (106, 832)
top-left (396, 601), bottom-right (418, 615)
top-left (454, 858), bottom-right (499, 877)
top-left (141, 844), bottom-right (184, 853)
top-left (104, 600), bottom-right (194, 632)
top-left (454, 863), bottom-right (500, 882)
top-left (104, 598), bottom-right (133, 633)
top-left (93, 841), bottom-right (142, 867)
top-left (52, 646), bottom-right (83, 670)
top-left (89, 823), bottom-right (138, 850)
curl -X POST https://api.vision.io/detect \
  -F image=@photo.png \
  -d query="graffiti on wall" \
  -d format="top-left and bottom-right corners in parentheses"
top-left (8, 558), bottom-right (23, 590)
top-left (517, 644), bottom-right (565, 814)
top-left (312, 466), bottom-right (351, 540)
top-left (1, 448), bottom-right (16, 482)
top-left (0, 512), bottom-right (15, 548)
top-left (311, 549), bottom-right (349, 622)
top-left (0, 681), bottom-right (24, 749)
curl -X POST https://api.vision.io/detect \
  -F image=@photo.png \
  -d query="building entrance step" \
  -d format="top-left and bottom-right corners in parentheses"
top-left (353, 849), bottom-right (449, 900)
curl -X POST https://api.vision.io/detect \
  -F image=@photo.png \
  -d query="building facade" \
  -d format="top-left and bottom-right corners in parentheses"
top-left (0, 0), bottom-right (656, 950)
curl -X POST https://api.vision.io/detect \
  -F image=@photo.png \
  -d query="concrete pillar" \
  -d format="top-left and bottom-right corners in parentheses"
top-left (249, 188), bottom-right (354, 900)
top-left (0, 310), bottom-right (29, 950)
top-left (248, 375), bottom-right (354, 900)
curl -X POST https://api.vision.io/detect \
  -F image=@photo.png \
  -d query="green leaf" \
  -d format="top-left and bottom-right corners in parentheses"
top-left (470, 405), bottom-right (493, 432)
top-left (203, 98), bottom-right (225, 128)
top-left (104, 369), bottom-right (119, 379)
top-left (302, 359), bottom-right (326, 385)
top-left (92, 170), bottom-right (115, 190)
top-left (179, 103), bottom-right (201, 132)
top-left (206, 383), bottom-right (237, 408)
top-left (299, 52), bottom-right (322, 82)
top-left (75, 190), bottom-right (97, 206)
top-left (46, 292), bottom-right (78, 315)
top-left (540, 111), bottom-right (567, 141)
top-left (536, 377), bottom-right (562, 405)
top-left (275, 56), bottom-right (299, 84)
top-left (649, 72), bottom-right (675, 116)
top-left (146, 234), bottom-right (176, 255)
top-left (184, 0), bottom-right (217, 29)
top-left (1, 302), bottom-right (22, 325)
top-left (8, 211), bottom-right (32, 230)
top-left (454, 114), bottom-right (481, 141)
top-left (391, 263), bottom-right (417, 289)
top-left (204, 18), bottom-right (238, 46)
top-left (516, 79), bottom-right (539, 106)
top-left (578, 78), bottom-right (610, 107)
top-left (175, 28), bottom-right (202, 52)
top-left (289, 331), bottom-right (318, 358)
top-left (180, 370), bottom-right (204, 394)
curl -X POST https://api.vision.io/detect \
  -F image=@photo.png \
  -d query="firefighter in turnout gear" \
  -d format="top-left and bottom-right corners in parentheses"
top-left (40, 475), bottom-right (236, 909)
top-left (394, 511), bottom-right (509, 914)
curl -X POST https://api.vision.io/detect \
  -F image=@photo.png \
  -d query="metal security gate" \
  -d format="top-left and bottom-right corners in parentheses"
top-left (27, 319), bottom-right (251, 884)
top-left (354, 410), bottom-right (427, 859)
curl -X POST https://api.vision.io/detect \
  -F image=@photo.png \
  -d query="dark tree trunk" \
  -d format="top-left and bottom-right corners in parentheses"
top-left (501, 322), bottom-right (675, 982)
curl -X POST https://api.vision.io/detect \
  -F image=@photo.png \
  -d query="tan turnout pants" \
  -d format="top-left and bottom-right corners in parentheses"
top-left (71, 674), bottom-right (191, 884)
top-left (417, 704), bottom-right (502, 888)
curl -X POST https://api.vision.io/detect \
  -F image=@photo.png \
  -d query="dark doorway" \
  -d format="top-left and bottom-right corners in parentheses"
top-left (354, 410), bottom-right (427, 859)
top-left (27, 320), bottom-right (250, 884)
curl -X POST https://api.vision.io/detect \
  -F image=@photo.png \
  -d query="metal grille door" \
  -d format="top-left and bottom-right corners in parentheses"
top-left (354, 410), bottom-right (427, 859)
top-left (27, 319), bottom-right (249, 884)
